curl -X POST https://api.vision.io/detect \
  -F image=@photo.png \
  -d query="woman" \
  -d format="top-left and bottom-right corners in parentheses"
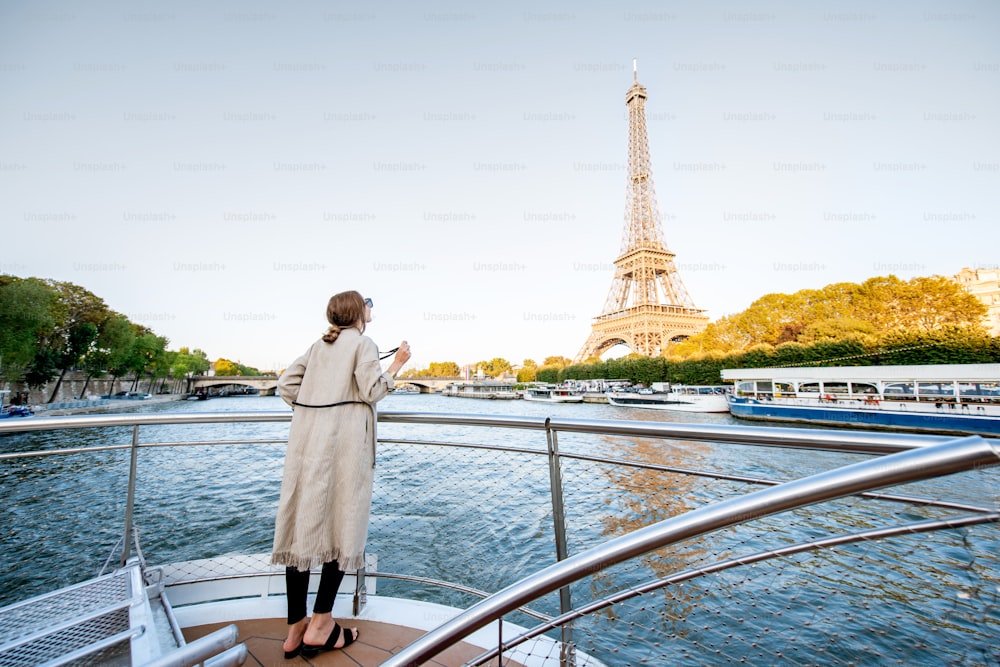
top-left (271, 290), bottom-right (411, 658)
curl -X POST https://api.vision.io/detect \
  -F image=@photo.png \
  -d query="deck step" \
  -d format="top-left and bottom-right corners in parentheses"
top-left (0, 562), bottom-right (243, 667)
top-left (0, 568), bottom-right (138, 666)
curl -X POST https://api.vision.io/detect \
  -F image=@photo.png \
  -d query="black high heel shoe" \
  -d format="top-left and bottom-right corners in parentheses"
top-left (300, 622), bottom-right (359, 657)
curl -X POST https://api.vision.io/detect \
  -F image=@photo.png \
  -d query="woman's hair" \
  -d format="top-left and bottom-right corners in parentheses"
top-left (322, 290), bottom-right (366, 343)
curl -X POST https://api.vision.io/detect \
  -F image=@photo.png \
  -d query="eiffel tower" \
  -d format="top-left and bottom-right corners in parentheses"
top-left (576, 65), bottom-right (709, 362)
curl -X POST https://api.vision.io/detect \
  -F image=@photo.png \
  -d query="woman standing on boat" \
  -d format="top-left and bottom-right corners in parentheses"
top-left (271, 290), bottom-right (411, 658)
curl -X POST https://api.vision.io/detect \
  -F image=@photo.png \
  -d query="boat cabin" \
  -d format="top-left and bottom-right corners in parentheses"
top-left (722, 364), bottom-right (1000, 404)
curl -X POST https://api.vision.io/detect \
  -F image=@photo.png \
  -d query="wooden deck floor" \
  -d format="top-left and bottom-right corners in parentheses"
top-left (185, 617), bottom-right (494, 667)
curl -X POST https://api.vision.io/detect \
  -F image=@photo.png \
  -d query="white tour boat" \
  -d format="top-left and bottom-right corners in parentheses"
top-left (523, 386), bottom-right (584, 403)
top-left (607, 385), bottom-right (731, 413)
top-left (441, 381), bottom-right (521, 399)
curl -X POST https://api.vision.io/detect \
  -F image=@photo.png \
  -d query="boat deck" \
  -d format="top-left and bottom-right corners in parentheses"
top-left (186, 618), bottom-right (497, 666)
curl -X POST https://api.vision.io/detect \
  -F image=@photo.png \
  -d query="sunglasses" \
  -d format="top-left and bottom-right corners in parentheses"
top-left (364, 297), bottom-right (395, 358)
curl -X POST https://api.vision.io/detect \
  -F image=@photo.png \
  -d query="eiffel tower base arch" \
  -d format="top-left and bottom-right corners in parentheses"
top-left (575, 306), bottom-right (709, 362)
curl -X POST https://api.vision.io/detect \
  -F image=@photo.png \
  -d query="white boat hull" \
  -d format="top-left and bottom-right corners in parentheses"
top-left (607, 392), bottom-right (730, 413)
top-left (523, 394), bottom-right (584, 403)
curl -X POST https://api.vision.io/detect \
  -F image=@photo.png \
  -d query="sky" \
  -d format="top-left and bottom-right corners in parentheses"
top-left (2, 1), bottom-right (998, 372)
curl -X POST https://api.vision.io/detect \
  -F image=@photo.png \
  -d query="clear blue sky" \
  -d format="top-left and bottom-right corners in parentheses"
top-left (2, 1), bottom-right (998, 372)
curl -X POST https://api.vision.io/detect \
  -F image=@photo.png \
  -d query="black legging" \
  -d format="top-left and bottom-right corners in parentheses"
top-left (286, 561), bottom-right (346, 624)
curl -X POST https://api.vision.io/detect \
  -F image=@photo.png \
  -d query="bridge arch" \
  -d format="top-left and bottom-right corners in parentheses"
top-left (397, 377), bottom-right (462, 393)
top-left (188, 375), bottom-right (279, 395)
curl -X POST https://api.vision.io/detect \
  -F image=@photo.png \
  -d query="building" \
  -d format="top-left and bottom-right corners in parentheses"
top-left (954, 267), bottom-right (1000, 336)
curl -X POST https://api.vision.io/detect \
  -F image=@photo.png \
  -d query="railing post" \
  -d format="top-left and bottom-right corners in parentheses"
top-left (545, 420), bottom-right (576, 667)
top-left (353, 561), bottom-right (367, 616)
top-left (120, 424), bottom-right (140, 567)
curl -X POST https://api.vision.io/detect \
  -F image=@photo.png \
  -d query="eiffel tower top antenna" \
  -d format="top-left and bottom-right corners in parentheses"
top-left (633, 57), bottom-right (637, 82)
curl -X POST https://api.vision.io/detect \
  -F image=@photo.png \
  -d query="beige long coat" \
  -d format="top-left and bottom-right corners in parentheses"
top-left (271, 328), bottom-right (394, 571)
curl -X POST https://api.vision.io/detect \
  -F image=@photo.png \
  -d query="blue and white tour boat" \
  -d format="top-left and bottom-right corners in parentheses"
top-left (722, 363), bottom-right (1000, 436)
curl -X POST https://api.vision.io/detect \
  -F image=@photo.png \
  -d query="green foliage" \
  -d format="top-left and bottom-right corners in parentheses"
top-left (516, 366), bottom-right (537, 382)
top-left (477, 357), bottom-right (512, 378)
top-left (0, 274), bottom-right (239, 394)
top-left (24, 348), bottom-right (60, 388)
top-left (166, 348), bottom-right (212, 377)
top-left (0, 277), bottom-right (56, 381)
top-left (557, 327), bottom-right (1000, 386)
top-left (401, 360), bottom-right (461, 378)
top-left (535, 366), bottom-right (560, 383)
top-left (428, 361), bottom-right (461, 377)
top-left (214, 358), bottom-right (262, 376)
top-left (673, 274), bottom-right (988, 356)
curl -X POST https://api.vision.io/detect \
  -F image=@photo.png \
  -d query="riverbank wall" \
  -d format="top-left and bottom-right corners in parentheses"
top-left (3, 371), bottom-right (190, 408)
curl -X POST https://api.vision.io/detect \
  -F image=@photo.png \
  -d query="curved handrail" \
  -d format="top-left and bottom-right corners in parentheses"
top-left (382, 435), bottom-right (1000, 667)
top-left (469, 510), bottom-right (1000, 664)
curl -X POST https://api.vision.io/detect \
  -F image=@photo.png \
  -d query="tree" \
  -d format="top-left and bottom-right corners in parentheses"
top-left (214, 358), bottom-right (240, 376)
top-left (427, 361), bottom-right (461, 377)
top-left (213, 358), bottom-right (262, 376)
top-left (33, 281), bottom-right (111, 398)
top-left (47, 322), bottom-right (98, 401)
top-left (0, 277), bottom-right (56, 383)
top-left (168, 347), bottom-right (211, 378)
top-left (101, 315), bottom-right (138, 390)
top-left (477, 358), bottom-right (512, 378)
top-left (517, 365), bottom-right (537, 382)
top-left (672, 274), bottom-right (989, 357)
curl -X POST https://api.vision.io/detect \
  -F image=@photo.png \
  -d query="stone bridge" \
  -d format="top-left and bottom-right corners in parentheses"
top-left (393, 377), bottom-right (462, 393)
top-left (189, 375), bottom-right (279, 395)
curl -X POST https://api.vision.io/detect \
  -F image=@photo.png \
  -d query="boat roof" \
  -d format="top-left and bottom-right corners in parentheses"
top-left (721, 363), bottom-right (1000, 382)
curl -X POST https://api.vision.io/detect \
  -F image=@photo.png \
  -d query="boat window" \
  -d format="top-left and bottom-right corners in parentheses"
top-left (884, 382), bottom-right (914, 397)
top-left (735, 381), bottom-right (755, 395)
top-left (756, 381), bottom-right (773, 393)
top-left (799, 383), bottom-right (820, 393)
top-left (918, 382), bottom-right (954, 397)
top-left (773, 382), bottom-right (794, 395)
top-left (959, 381), bottom-right (1000, 397)
top-left (850, 382), bottom-right (878, 395)
top-left (822, 382), bottom-right (849, 394)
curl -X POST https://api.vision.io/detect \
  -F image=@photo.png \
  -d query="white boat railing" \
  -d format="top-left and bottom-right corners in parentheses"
top-left (1, 412), bottom-right (998, 666)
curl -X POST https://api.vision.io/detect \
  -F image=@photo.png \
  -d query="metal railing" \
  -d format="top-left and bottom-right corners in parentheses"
top-left (384, 433), bottom-right (1000, 666)
top-left (1, 411), bottom-right (999, 666)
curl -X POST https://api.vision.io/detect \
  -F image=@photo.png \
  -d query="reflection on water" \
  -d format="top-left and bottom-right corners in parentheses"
top-left (587, 435), bottom-right (713, 637)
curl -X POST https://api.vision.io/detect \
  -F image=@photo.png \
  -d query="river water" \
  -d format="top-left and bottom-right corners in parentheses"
top-left (2, 393), bottom-right (998, 665)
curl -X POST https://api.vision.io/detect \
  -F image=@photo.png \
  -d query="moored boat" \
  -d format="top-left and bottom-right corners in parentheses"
top-left (607, 385), bottom-right (730, 413)
top-left (0, 390), bottom-right (33, 419)
top-left (523, 385), bottom-right (584, 403)
top-left (441, 381), bottom-right (520, 399)
top-left (722, 363), bottom-right (1000, 436)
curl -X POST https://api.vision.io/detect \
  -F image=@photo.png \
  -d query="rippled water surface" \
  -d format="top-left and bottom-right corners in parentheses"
top-left (2, 393), bottom-right (997, 665)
